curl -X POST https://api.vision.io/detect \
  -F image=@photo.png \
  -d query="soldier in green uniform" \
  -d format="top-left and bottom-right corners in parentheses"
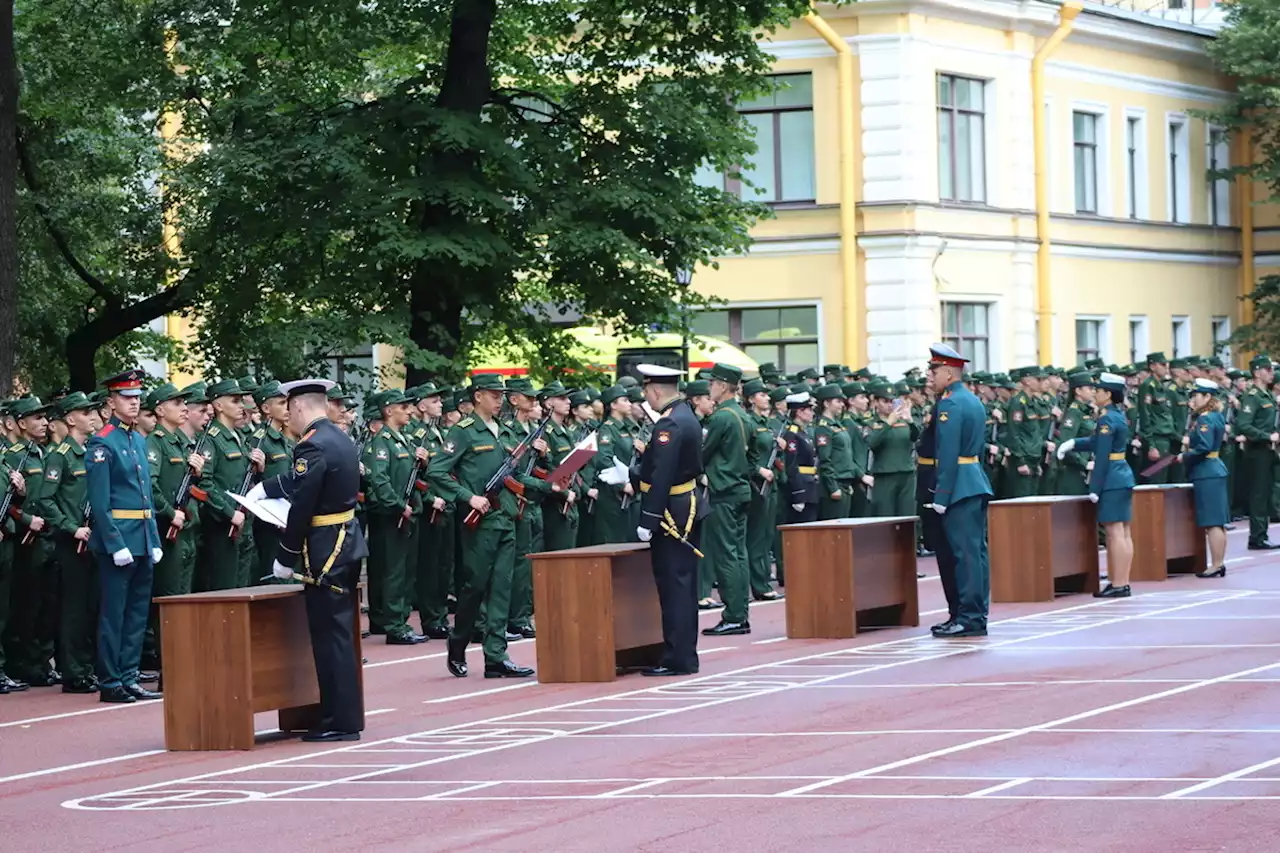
top-left (1005, 368), bottom-right (1042, 498)
top-left (744, 378), bottom-right (782, 601)
top-left (568, 390), bottom-right (598, 547)
top-left (842, 382), bottom-right (873, 518)
top-left (584, 386), bottom-right (639, 544)
top-left (4, 396), bottom-right (56, 687)
top-left (701, 364), bottom-right (752, 636)
top-left (196, 379), bottom-right (259, 591)
top-left (540, 382), bottom-right (580, 553)
top-left (1056, 372), bottom-right (1097, 496)
top-left (866, 381), bottom-right (920, 517)
top-left (0, 421), bottom-right (28, 693)
top-left (502, 379), bottom-right (549, 640)
top-left (38, 393), bottom-right (101, 693)
top-left (1238, 354), bottom-right (1279, 550)
top-left (814, 385), bottom-right (856, 519)
top-left (1169, 358), bottom-right (1194, 483)
top-left (252, 381), bottom-right (294, 583)
top-left (406, 383), bottom-right (451, 640)
top-left (236, 375), bottom-right (260, 439)
top-left (1138, 353), bottom-right (1178, 485)
top-left (766, 385), bottom-right (791, 586)
top-left (140, 383), bottom-right (205, 672)
top-left (363, 389), bottom-right (427, 644)
top-left (1038, 372), bottom-right (1063, 496)
top-left (427, 373), bottom-right (543, 678)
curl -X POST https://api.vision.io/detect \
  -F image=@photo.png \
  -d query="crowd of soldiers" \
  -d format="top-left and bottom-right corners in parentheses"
top-left (0, 346), bottom-right (1272, 694)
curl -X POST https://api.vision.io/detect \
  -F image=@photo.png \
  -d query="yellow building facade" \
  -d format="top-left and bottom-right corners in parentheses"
top-left (689, 0), bottom-right (1254, 378)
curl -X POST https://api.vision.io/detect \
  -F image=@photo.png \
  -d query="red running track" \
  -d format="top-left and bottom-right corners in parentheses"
top-left (4, 526), bottom-right (1280, 852)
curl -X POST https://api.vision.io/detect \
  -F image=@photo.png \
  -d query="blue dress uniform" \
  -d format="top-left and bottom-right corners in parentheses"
top-left (85, 371), bottom-right (164, 703)
top-left (260, 380), bottom-right (370, 741)
top-left (926, 345), bottom-right (994, 638)
top-left (1076, 402), bottom-right (1136, 524)
top-left (1181, 385), bottom-right (1229, 531)
top-left (633, 364), bottom-right (706, 677)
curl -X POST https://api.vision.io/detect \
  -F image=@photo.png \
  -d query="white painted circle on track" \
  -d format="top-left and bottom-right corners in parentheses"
top-left (63, 788), bottom-right (269, 811)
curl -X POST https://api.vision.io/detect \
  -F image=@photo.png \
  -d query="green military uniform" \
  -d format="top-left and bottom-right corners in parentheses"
top-left (1037, 390), bottom-right (1060, 496)
top-left (865, 383), bottom-right (919, 518)
top-left (141, 384), bottom-right (200, 670)
top-left (4, 397), bottom-right (58, 686)
top-left (427, 373), bottom-right (545, 673)
top-left (541, 409), bottom-right (581, 552)
top-left (701, 365), bottom-right (753, 631)
top-left (0, 443), bottom-right (23, 692)
top-left (584, 393), bottom-right (638, 545)
top-left (251, 382), bottom-right (293, 583)
top-left (363, 389), bottom-right (424, 643)
top-left (814, 385), bottom-right (857, 519)
top-left (502, 391), bottom-right (548, 637)
top-left (1056, 376), bottom-right (1096, 496)
top-left (567, 391), bottom-right (597, 549)
top-left (196, 380), bottom-right (256, 591)
top-left (1137, 355), bottom-right (1178, 485)
top-left (744, 379), bottom-right (781, 600)
top-left (38, 393), bottom-right (102, 691)
top-left (407, 384), bottom-right (453, 639)
top-left (1005, 374), bottom-right (1041, 498)
top-left (1238, 355), bottom-right (1279, 549)
top-left (766, 388), bottom-right (791, 585)
top-left (842, 384), bottom-right (872, 518)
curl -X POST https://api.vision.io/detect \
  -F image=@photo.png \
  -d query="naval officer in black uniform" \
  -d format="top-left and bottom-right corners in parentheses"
top-left (249, 378), bottom-right (369, 742)
top-left (632, 364), bottom-right (706, 677)
top-left (783, 391), bottom-right (820, 523)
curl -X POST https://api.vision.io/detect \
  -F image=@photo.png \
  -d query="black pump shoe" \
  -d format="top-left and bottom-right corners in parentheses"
top-left (1196, 565), bottom-right (1226, 579)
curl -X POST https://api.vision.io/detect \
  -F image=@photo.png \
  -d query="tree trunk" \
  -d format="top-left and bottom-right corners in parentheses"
top-left (63, 282), bottom-right (192, 391)
top-left (0, 0), bottom-right (19, 395)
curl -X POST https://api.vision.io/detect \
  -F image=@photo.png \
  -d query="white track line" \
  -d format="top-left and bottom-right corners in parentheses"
top-left (1162, 754), bottom-right (1280, 798)
top-left (425, 684), bottom-right (538, 704)
top-left (0, 750), bottom-right (166, 785)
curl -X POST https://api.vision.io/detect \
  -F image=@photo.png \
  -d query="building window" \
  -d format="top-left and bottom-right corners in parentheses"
top-left (1075, 317), bottom-right (1105, 365)
top-left (690, 305), bottom-right (819, 374)
top-left (1208, 127), bottom-right (1230, 227)
top-left (1073, 112), bottom-right (1099, 214)
top-left (1125, 116), bottom-right (1141, 219)
top-left (1212, 315), bottom-right (1231, 359)
top-left (1167, 117), bottom-right (1190, 223)
top-left (320, 342), bottom-right (375, 403)
top-left (1171, 315), bottom-right (1190, 359)
top-left (1129, 316), bottom-right (1149, 365)
top-left (940, 302), bottom-right (990, 371)
top-left (937, 74), bottom-right (987, 204)
top-left (732, 75), bottom-right (815, 203)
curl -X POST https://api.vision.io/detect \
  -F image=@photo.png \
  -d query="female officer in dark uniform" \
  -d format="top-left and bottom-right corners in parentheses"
top-left (1057, 372), bottom-right (1135, 598)
top-left (1176, 378), bottom-right (1230, 578)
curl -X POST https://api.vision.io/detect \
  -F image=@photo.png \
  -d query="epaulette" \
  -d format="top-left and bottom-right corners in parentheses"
top-left (208, 425), bottom-right (221, 437)
top-left (787, 424), bottom-right (799, 433)
top-left (93, 424), bottom-right (114, 439)
top-left (458, 417), bottom-right (474, 428)
top-left (252, 428), bottom-right (265, 440)
top-left (301, 429), bottom-right (316, 442)
top-left (56, 442), bottom-right (70, 454)
top-left (8, 442), bottom-right (22, 453)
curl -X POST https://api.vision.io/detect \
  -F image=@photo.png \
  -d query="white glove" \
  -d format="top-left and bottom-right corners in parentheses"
top-left (1088, 493), bottom-right (1099, 504)
top-left (932, 503), bottom-right (947, 516)
top-left (1056, 439), bottom-right (1076, 461)
top-left (791, 503), bottom-right (804, 512)
top-left (246, 482), bottom-right (267, 502)
top-left (599, 459), bottom-right (631, 486)
top-left (151, 548), bottom-right (164, 563)
top-left (636, 527), bottom-right (652, 542)
top-left (112, 548), bottom-right (133, 567)
top-left (272, 560), bottom-right (294, 581)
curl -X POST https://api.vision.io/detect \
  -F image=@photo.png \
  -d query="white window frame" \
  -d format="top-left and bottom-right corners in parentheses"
top-left (1206, 124), bottom-right (1231, 227)
top-left (1071, 102), bottom-right (1110, 217)
top-left (1123, 108), bottom-right (1149, 220)
top-left (939, 297), bottom-right (999, 372)
top-left (937, 73), bottom-right (990, 205)
top-left (1075, 314), bottom-right (1110, 365)
top-left (1128, 315), bottom-right (1150, 365)
top-left (1166, 113), bottom-right (1191, 224)
top-left (1211, 315), bottom-right (1231, 360)
top-left (1171, 315), bottom-right (1191, 359)
top-left (691, 299), bottom-right (825, 373)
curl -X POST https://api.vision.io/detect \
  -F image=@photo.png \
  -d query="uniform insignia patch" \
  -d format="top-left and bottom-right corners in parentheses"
top-left (657, 431), bottom-right (671, 444)
top-left (443, 442), bottom-right (455, 454)
top-left (939, 413), bottom-right (949, 422)
top-left (816, 435), bottom-right (828, 446)
top-left (1012, 411), bottom-right (1023, 422)
top-left (147, 450), bottom-right (159, 463)
top-left (92, 447), bottom-right (106, 463)
top-left (1064, 419), bottom-right (1074, 428)
top-left (45, 468), bottom-right (59, 481)
top-left (376, 449), bottom-right (388, 460)
top-left (458, 417), bottom-right (474, 428)
top-left (1200, 425), bottom-right (1209, 432)
top-left (1100, 425), bottom-right (1111, 434)
top-left (1244, 406), bottom-right (1252, 413)
top-left (295, 458), bottom-right (308, 476)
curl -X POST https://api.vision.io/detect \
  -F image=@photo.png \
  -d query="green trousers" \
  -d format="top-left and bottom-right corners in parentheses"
top-left (871, 472), bottom-right (916, 517)
top-left (1246, 445), bottom-right (1276, 546)
top-left (819, 489), bottom-right (851, 520)
top-left (54, 537), bottom-right (98, 684)
top-left (1058, 467), bottom-right (1089, 497)
top-left (452, 522), bottom-right (517, 664)
top-left (96, 551), bottom-right (152, 691)
top-left (144, 526), bottom-right (197, 669)
top-left (1039, 461), bottom-right (1058, 496)
top-left (704, 497), bottom-right (749, 624)
top-left (773, 488), bottom-right (788, 585)
top-left (6, 537), bottom-right (57, 680)
top-left (509, 506), bottom-right (542, 630)
top-left (367, 513), bottom-right (417, 638)
top-left (747, 487), bottom-right (777, 597)
top-left (542, 499), bottom-right (579, 552)
top-left (1007, 465), bottom-right (1040, 498)
top-left (593, 488), bottom-right (636, 544)
top-left (850, 485), bottom-right (870, 518)
top-left (254, 518), bottom-right (284, 585)
top-left (198, 514), bottom-right (254, 591)
top-left (415, 508), bottom-right (454, 632)
top-left (1141, 437), bottom-right (1177, 484)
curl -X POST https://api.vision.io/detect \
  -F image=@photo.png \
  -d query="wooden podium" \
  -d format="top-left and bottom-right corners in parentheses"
top-left (157, 585), bottom-right (364, 751)
top-left (778, 516), bottom-right (919, 639)
top-left (530, 543), bottom-right (664, 683)
top-left (989, 496), bottom-right (1100, 602)
top-left (1132, 484), bottom-right (1206, 581)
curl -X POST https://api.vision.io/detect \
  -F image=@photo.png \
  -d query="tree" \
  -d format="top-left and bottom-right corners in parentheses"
top-left (1206, 0), bottom-right (1280, 355)
top-left (0, 0), bottom-right (18, 394)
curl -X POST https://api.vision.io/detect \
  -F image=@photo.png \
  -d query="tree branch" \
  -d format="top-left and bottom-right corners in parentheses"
top-left (15, 128), bottom-right (123, 309)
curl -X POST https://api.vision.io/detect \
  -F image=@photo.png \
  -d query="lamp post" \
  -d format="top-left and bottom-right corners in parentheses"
top-left (676, 267), bottom-right (693, 378)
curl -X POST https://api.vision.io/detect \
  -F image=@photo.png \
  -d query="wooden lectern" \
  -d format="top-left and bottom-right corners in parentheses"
top-left (1131, 484), bottom-right (1206, 581)
top-left (989, 495), bottom-right (1100, 602)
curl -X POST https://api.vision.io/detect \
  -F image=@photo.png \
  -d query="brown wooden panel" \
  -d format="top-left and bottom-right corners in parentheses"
top-left (991, 502), bottom-right (1052, 602)
top-left (249, 596), bottom-right (320, 714)
top-left (1162, 486), bottom-right (1206, 573)
top-left (532, 554), bottom-right (616, 683)
top-left (610, 551), bottom-right (664, 653)
top-left (156, 584), bottom-right (310, 605)
top-left (1130, 487), bottom-right (1168, 582)
top-left (160, 600), bottom-right (254, 750)
top-left (1050, 501), bottom-right (1101, 595)
top-left (784, 527), bottom-right (855, 639)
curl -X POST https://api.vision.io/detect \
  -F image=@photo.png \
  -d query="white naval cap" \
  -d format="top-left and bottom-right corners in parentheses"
top-left (635, 363), bottom-right (683, 383)
top-left (278, 378), bottom-right (337, 399)
top-left (1193, 378), bottom-right (1222, 394)
top-left (785, 392), bottom-right (813, 407)
top-left (1097, 372), bottom-right (1126, 391)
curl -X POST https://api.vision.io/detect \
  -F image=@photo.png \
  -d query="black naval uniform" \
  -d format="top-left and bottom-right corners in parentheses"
top-left (784, 423), bottom-right (819, 524)
top-left (263, 415), bottom-right (369, 738)
top-left (634, 395), bottom-right (706, 676)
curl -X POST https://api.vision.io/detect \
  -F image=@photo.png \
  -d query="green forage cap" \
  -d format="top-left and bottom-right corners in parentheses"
top-left (469, 373), bottom-right (505, 393)
top-left (9, 396), bottom-right (50, 418)
top-left (206, 379), bottom-right (242, 400)
top-left (180, 382), bottom-right (207, 405)
top-left (1250, 353), bottom-right (1272, 371)
top-left (742, 378), bottom-right (767, 397)
top-left (841, 382), bottom-right (866, 397)
top-left (505, 377), bottom-right (536, 396)
top-left (867, 381), bottom-right (895, 399)
top-left (814, 384), bottom-right (843, 401)
top-left (236, 375), bottom-right (259, 395)
top-left (253, 380), bottom-right (285, 406)
top-left (600, 385), bottom-right (629, 406)
top-left (539, 381), bottom-right (569, 400)
top-left (767, 386), bottom-right (790, 404)
top-left (56, 391), bottom-right (97, 417)
top-left (684, 380), bottom-right (711, 397)
top-left (568, 390), bottom-right (592, 407)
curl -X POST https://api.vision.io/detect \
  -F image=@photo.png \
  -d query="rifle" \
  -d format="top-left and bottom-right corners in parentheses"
top-left (75, 497), bottom-right (92, 554)
top-left (462, 413), bottom-right (552, 530)
top-left (229, 432), bottom-right (268, 541)
top-left (397, 421), bottom-right (433, 530)
top-left (758, 421), bottom-right (788, 496)
top-left (987, 416), bottom-right (999, 465)
top-left (0, 443), bottom-right (34, 543)
top-left (167, 423), bottom-right (213, 542)
top-left (1042, 408), bottom-right (1061, 467)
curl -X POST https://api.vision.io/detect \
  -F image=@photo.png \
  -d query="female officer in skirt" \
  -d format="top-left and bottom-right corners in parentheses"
top-left (1176, 378), bottom-right (1230, 578)
top-left (1057, 372), bottom-right (1136, 598)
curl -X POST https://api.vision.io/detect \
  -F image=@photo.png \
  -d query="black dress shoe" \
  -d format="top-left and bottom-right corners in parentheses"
top-left (99, 685), bottom-right (137, 704)
top-left (446, 638), bottom-right (468, 678)
top-left (125, 682), bottom-right (162, 700)
top-left (62, 679), bottom-right (98, 695)
top-left (1197, 565), bottom-right (1227, 579)
top-left (424, 626), bottom-right (450, 641)
top-left (701, 620), bottom-right (750, 637)
top-left (504, 630), bottom-right (522, 642)
top-left (0, 673), bottom-right (28, 693)
top-left (301, 729), bottom-right (360, 743)
top-left (25, 670), bottom-right (59, 688)
top-left (752, 590), bottom-right (784, 602)
top-left (484, 659), bottom-right (535, 679)
top-left (137, 670), bottom-right (159, 684)
top-left (1093, 584), bottom-right (1131, 598)
top-left (1248, 541), bottom-right (1280, 551)
top-left (916, 571), bottom-right (926, 579)
top-left (933, 622), bottom-right (987, 638)
top-left (916, 548), bottom-right (935, 559)
top-left (386, 632), bottom-right (427, 645)
top-left (518, 626), bottom-right (536, 639)
top-left (930, 618), bottom-right (957, 634)
top-left (361, 630), bottom-right (371, 639)
top-left (641, 666), bottom-right (698, 677)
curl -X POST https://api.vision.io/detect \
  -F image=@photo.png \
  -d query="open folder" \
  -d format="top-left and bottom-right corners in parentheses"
top-left (548, 431), bottom-right (598, 489)
top-left (227, 491), bottom-right (291, 529)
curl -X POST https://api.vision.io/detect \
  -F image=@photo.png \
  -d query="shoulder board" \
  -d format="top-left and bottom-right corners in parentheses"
top-left (302, 429), bottom-right (317, 442)
top-left (56, 442), bottom-right (70, 454)
top-left (7, 442), bottom-right (22, 453)
top-left (94, 424), bottom-right (115, 438)
top-left (458, 417), bottom-right (474, 428)
top-left (208, 425), bottom-right (221, 437)
top-left (787, 425), bottom-right (799, 433)
top-left (252, 428), bottom-right (266, 440)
